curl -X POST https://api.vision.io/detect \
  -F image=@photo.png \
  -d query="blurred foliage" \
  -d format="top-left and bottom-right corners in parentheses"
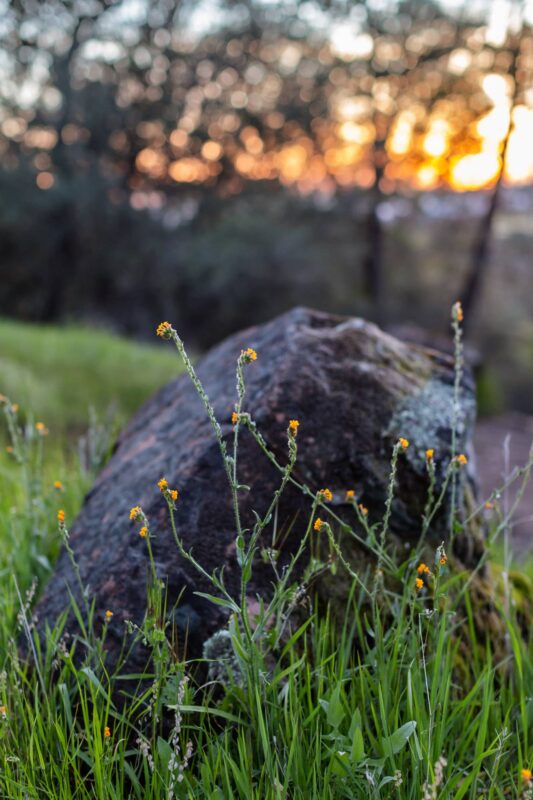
top-left (0, 0), bottom-right (532, 411)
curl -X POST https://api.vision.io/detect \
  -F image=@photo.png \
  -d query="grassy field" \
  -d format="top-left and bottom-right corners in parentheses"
top-left (0, 318), bottom-right (532, 799)
top-left (0, 318), bottom-right (181, 436)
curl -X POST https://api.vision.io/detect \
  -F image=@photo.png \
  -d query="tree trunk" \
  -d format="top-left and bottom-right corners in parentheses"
top-left (459, 26), bottom-right (521, 336)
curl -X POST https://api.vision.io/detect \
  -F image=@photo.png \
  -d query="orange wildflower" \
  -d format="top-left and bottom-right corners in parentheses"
top-left (139, 526), bottom-right (148, 538)
top-left (415, 578), bottom-right (424, 591)
top-left (157, 478), bottom-right (168, 491)
top-left (156, 321), bottom-right (172, 338)
top-left (57, 509), bottom-right (65, 524)
top-left (242, 347), bottom-right (257, 362)
top-left (288, 419), bottom-right (299, 436)
top-left (313, 518), bottom-right (324, 532)
top-left (105, 610), bottom-right (113, 621)
top-left (319, 488), bottom-right (333, 502)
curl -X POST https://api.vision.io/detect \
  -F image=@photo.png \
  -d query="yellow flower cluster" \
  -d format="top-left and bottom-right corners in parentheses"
top-left (313, 518), bottom-right (324, 532)
top-left (399, 437), bottom-right (409, 450)
top-left (345, 490), bottom-right (355, 500)
top-left (319, 488), bottom-right (333, 502)
top-left (57, 509), bottom-right (65, 524)
top-left (105, 610), bottom-right (113, 621)
top-left (158, 477), bottom-right (179, 503)
top-left (104, 726), bottom-right (111, 739)
top-left (415, 578), bottom-right (424, 591)
top-left (35, 421), bottom-right (49, 436)
top-left (456, 454), bottom-right (468, 466)
top-left (241, 347), bottom-right (257, 362)
top-left (358, 504), bottom-right (368, 516)
top-left (231, 411), bottom-right (239, 424)
top-left (129, 506), bottom-right (142, 522)
top-left (54, 480), bottom-right (63, 491)
top-left (156, 321), bottom-right (173, 338)
top-left (425, 448), bottom-right (434, 461)
top-left (417, 563), bottom-right (430, 575)
top-left (289, 419), bottom-right (299, 436)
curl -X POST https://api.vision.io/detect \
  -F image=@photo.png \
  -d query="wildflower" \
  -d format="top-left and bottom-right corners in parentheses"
top-left (313, 518), bottom-right (324, 532)
top-left (241, 347), bottom-right (257, 363)
top-left (169, 489), bottom-right (179, 502)
top-left (57, 509), bottom-right (65, 524)
top-left (104, 726), bottom-right (111, 739)
top-left (139, 526), bottom-right (148, 538)
top-left (485, 500), bottom-right (494, 510)
top-left (105, 610), bottom-right (113, 621)
top-left (288, 419), bottom-right (299, 436)
top-left (319, 488), bottom-right (333, 502)
top-left (522, 769), bottom-right (532, 784)
top-left (399, 437), bottom-right (409, 449)
top-left (156, 321), bottom-right (172, 338)
top-left (53, 480), bottom-right (63, 491)
top-left (346, 489), bottom-right (355, 500)
top-left (231, 411), bottom-right (239, 424)
top-left (415, 578), bottom-right (424, 591)
top-left (456, 453), bottom-right (468, 466)
top-left (425, 448), bottom-right (434, 461)
top-left (0, 705), bottom-right (6, 719)
top-left (417, 563), bottom-right (430, 575)
top-left (453, 301), bottom-right (463, 323)
top-left (158, 477), bottom-right (168, 491)
top-left (439, 554), bottom-right (448, 566)
top-left (129, 506), bottom-right (142, 521)
top-left (358, 503), bottom-right (368, 516)
top-left (35, 421), bottom-right (49, 436)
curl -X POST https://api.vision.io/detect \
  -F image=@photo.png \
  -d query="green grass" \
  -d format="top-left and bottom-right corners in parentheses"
top-left (0, 320), bottom-right (532, 799)
top-left (0, 317), bottom-right (180, 436)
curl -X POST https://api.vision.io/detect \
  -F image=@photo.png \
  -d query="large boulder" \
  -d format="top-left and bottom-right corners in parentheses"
top-left (33, 308), bottom-right (478, 672)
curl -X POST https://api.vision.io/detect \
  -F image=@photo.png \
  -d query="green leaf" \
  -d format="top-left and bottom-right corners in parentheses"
top-left (157, 736), bottom-right (173, 774)
top-left (351, 728), bottom-right (365, 764)
top-left (381, 721), bottom-right (417, 757)
top-left (326, 684), bottom-right (346, 730)
top-left (193, 592), bottom-right (240, 612)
